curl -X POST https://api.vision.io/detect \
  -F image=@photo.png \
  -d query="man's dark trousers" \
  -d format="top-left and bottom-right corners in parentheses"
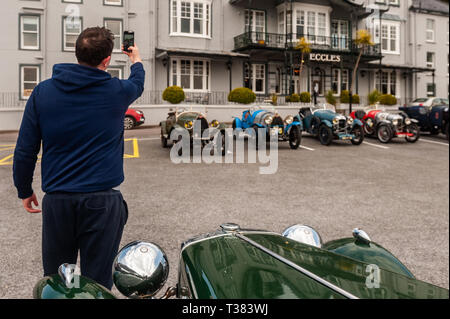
top-left (42, 189), bottom-right (128, 289)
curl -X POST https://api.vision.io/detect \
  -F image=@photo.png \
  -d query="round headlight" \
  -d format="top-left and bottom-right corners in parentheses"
top-left (405, 118), bottom-right (411, 125)
top-left (392, 119), bottom-right (399, 126)
top-left (333, 118), bottom-right (339, 125)
top-left (211, 120), bottom-right (219, 127)
top-left (366, 118), bottom-right (374, 127)
top-left (347, 117), bottom-right (354, 125)
top-left (285, 116), bottom-right (294, 125)
top-left (264, 116), bottom-right (274, 125)
top-left (282, 225), bottom-right (323, 248)
top-left (185, 121), bottom-right (193, 129)
top-left (113, 241), bottom-right (169, 299)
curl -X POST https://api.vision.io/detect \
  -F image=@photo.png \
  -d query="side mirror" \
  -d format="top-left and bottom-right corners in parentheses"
top-left (113, 241), bottom-right (169, 299)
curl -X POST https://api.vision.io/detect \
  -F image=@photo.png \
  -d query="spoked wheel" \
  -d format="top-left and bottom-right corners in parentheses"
top-left (405, 124), bottom-right (420, 143)
top-left (351, 125), bottom-right (365, 145)
top-left (377, 125), bottom-right (393, 144)
top-left (318, 124), bottom-right (333, 146)
top-left (124, 116), bottom-right (135, 130)
top-left (289, 125), bottom-right (302, 150)
top-left (363, 118), bottom-right (375, 136)
top-left (161, 128), bottom-right (168, 148)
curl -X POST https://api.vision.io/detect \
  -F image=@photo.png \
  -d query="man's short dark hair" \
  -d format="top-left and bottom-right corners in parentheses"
top-left (76, 27), bottom-right (115, 67)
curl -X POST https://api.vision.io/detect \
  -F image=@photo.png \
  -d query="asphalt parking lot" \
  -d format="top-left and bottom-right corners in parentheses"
top-left (0, 127), bottom-right (448, 298)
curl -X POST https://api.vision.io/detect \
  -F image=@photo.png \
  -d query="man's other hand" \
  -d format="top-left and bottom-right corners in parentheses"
top-left (122, 45), bottom-right (142, 65)
top-left (23, 193), bottom-right (42, 214)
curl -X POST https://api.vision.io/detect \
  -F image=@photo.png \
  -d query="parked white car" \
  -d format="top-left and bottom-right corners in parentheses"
top-left (410, 98), bottom-right (449, 107)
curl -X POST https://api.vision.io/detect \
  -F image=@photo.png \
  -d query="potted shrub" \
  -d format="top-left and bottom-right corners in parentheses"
top-left (289, 93), bottom-right (301, 103)
top-left (228, 87), bottom-right (256, 104)
top-left (162, 86), bottom-right (185, 104)
top-left (299, 92), bottom-right (311, 103)
top-left (379, 94), bottom-right (397, 106)
top-left (368, 90), bottom-right (381, 105)
top-left (325, 90), bottom-right (337, 106)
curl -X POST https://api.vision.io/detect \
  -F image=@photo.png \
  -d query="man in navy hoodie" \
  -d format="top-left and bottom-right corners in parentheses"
top-left (13, 27), bottom-right (145, 289)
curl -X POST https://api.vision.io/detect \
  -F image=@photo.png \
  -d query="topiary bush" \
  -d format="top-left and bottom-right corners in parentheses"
top-left (299, 92), bottom-right (311, 103)
top-left (340, 90), bottom-right (360, 104)
top-left (325, 90), bottom-right (337, 106)
top-left (379, 94), bottom-right (397, 106)
top-left (368, 89), bottom-right (381, 105)
top-left (289, 93), bottom-right (301, 103)
top-left (228, 87), bottom-right (256, 104)
top-left (162, 86), bottom-right (185, 104)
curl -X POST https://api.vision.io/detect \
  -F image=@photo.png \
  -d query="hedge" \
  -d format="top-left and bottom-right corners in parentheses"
top-left (340, 90), bottom-right (360, 104)
top-left (299, 92), bottom-right (311, 103)
top-left (379, 94), bottom-right (397, 106)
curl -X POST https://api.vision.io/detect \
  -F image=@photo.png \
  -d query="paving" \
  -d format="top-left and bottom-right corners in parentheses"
top-left (0, 126), bottom-right (448, 298)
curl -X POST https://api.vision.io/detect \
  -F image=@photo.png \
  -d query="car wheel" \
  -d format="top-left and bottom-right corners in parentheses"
top-left (351, 125), bottom-right (365, 145)
top-left (311, 116), bottom-right (321, 136)
top-left (363, 119), bottom-right (375, 136)
top-left (405, 124), bottom-right (420, 143)
top-left (124, 116), bottom-right (136, 130)
top-left (318, 124), bottom-right (333, 146)
top-left (430, 128), bottom-right (440, 135)
top-left (289, 125), bottom-right (302, 150)
top-left (161, 128), bottom-right (168, 148)
top-left (377, 125), bottom-right (393, 144)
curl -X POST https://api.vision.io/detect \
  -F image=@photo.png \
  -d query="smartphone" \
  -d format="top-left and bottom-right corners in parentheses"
top-left (123, 31), bottom-right (135, 53)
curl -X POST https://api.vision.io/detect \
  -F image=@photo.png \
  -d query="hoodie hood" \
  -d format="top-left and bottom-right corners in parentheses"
top-left (52, 63), bottom-right (112, 93)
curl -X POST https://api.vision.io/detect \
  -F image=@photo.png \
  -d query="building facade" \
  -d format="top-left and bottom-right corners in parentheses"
top-left (0, 0), bottom-right (448, 107)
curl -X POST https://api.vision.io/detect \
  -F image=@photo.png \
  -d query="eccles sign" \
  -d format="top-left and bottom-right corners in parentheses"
top-left (309, 53), bottom-right (341, 63)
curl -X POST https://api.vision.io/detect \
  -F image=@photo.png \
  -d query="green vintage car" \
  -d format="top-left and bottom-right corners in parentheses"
top-left (34, 224), bottom-right (449, 299)
top-left (160, 108), bottom-right (228, 155)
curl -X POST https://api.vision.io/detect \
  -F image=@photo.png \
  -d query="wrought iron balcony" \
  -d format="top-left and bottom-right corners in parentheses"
top-left (234, 31), bottom-right (381, 57)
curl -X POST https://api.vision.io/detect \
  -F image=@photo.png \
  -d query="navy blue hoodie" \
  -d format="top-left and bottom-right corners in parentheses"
top-left (13, 62), bottom-right (145, 199)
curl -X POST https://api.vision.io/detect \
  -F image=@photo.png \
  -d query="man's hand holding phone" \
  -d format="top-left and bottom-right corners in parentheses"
top-left (122, 45), bottom-right (142, 65)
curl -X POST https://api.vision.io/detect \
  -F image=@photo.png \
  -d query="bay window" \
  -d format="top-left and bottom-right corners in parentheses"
top-left (374, 20), bottom-right (400, 54)
top-left (171, 0), bottom-right (211, 38)
top-left (171, 58), bottom-right (210, 92)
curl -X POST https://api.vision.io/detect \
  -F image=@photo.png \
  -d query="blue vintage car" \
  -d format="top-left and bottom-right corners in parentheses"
top-left (232, 108), bottom-right (303, 149)
top-left (297, 106), bottom-right (364, 146)
top-left (399, 103), bottom-right (449, 140)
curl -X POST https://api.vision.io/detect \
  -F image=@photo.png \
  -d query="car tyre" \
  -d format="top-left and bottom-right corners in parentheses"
top-left (405, 124), bottom-right (420, 143)
top-left (311, 116), bottom-right (321, 136)
top-left (363, 119), bottom-right (375, 136)
top-left (430, 128), bottom-right (440, 135)
top-left (351, 125), bottom-right (365, 145)
top-left (318, 124), bottom-right (333, 146)
top-left (124, 116), bottom-right (136, 130)
top-left (289, 125), bottom-right (302, 150)
top-left (377, 124), bottom-right (393, 144)
top-left (161, 127), bottom-right (168, 148)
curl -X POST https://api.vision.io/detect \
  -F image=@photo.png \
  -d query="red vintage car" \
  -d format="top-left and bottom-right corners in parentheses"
top-left (124, 109), bottom-right (145, 130)
top-left (350, 109), bottom-right (420, 143)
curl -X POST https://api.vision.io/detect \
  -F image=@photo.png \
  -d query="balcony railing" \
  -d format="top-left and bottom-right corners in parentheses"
top-left (234, 32), bottom-right (381, 56)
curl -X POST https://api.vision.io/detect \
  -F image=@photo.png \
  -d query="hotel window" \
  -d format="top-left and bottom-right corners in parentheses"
top-left (170, 58), bottom-right (210, 92)
top-left (375, 21), bottom-right (400, 54)
top-left (107, 67), bottom-right (123, 79)
top-left (104, 19), bottom-right (123, 52)
top-left (376, 71), bottom-right (397, 96)
top-left (244, 64), bottom-right (266, 94)
top-left (171, 0), bottom-right (211, 38)
top-left (104, 0), bottom-right (123, 6)
top-left (282, 9), bottom-right (329, 43)
top-left (426, 19), bottom-right (435, 42)
top-left (20, 65), bottom-right (40, 100)
top-left (426, 52), bottom-right (435, 68)
top-left (331, 69), bottom-right (348, 95)
top-left (427, 83), bottom-right (436, 97)
top-left (331, 20), bottom-right (349, 50)
top-left (63, 16), bottom-right (83, 51)
top-left (20, 15), bottom-right (40, 50)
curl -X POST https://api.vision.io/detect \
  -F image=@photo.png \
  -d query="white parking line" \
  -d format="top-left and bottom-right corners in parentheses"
top-left (420, 139), bottom-right (449, 147)
top-left (363, 141), bottom-right (390, 150)
top-left (300, 145), bottom-right (315, 151)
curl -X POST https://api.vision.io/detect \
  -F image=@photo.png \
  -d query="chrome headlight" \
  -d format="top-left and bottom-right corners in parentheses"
top-left (405, 118), bottom-right (411, 125)
top-left (264, 116), bottom-right (274, 125)
top-left (366, 118), bottom-right (374, 127)
top-left (211, 120), bottom-right (220, 127)
top-left (184, 121), bottom-right (193, 129)
top-left (347, 117), bottom-right (354, 125)
top-left (285, 116), bottom-right (294, 125)
top-left (282, 225), bottom-right (323, 248)
top-left (392, 119), bottom-right (399, 126)
top-left (333, 118), bottom-right (339, 125)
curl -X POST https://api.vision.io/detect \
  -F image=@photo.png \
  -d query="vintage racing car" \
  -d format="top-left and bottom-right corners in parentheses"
top-left (297, 106), bottom-right (364, 146)
top-left (34, 223), bottom-right (449, 299)
top-left (232, 108), bottom-right (303, 150)
top-left (350, 109), bottom-right (420, 143)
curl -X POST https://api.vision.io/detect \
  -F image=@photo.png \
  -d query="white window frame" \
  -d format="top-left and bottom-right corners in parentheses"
top-left (374, 19), bottom-right (400, 55)
top-left (331, 69), bottom-right (348, 96)
top-left (107, 67), bottom-right (123, 79)
top-left (20, 65), bottom-right (40, 100)
top-left (170, 0), bottom-right (211, 39)
top-left (426, 52), bottom-right (435, 68)
top-left (375, 70), bottom-right (399, 97)
top-left (104, 0), bottom-right (123, 6)
top-left (20, 15), bottom-right (40, 50)
top-left (426, 19), bottom-right (435, 43)
top-left (244, 63), bottom-right (266, 95)
top-left (63, 16), bottom-right (83, 52)
top-left (170, 57), bottom-right (211, 92)
top-left (104, 19), bottom-right (123, 53)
